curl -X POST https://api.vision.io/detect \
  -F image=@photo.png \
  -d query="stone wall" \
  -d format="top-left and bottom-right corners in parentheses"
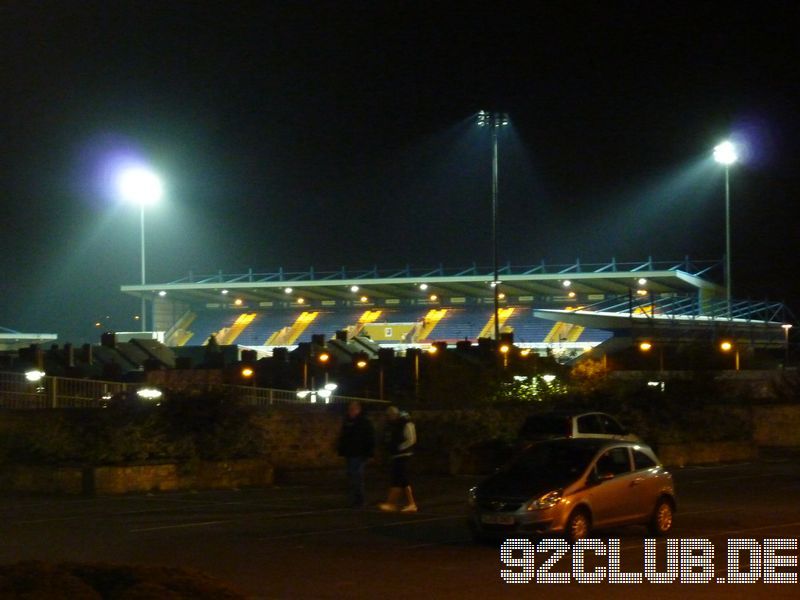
top-left (752, 404), bottom-right (800, 447)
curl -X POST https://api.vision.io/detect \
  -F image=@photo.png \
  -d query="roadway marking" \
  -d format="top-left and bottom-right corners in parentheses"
top-left (257, 514), bottom-right (464, 540)
top-left (130, 520), bottom-right (234, 532)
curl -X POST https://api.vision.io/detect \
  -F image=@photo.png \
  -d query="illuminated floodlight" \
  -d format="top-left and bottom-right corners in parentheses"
top-left (25, 370), bottom-right (46, 383)
top-left (117, 166), bottom-right (163, 206)
top-left (498, 292), bottom-right (506, 300)
top-left (499, 344), bottom-right (510, 354)
top-left (350, 285), bottom-right (359, 293)
top-left (221, 289), bottom-right (229, 295)
top-left (782, 324), bottom-right (793, 331)
top-left (520, 349), bottom-right (531, 357)
top-left (318, 352), bottom-right (330, 363)
top-left (562, 280), bottom-right (571, 288)
top-left (297, 297), bottom-right (305, 304)
top-left (356, 359), bottom-right (368, 369)
top-left (638, 278), bottom-right (647, 286)
top-left (639, 341), bottom-right (653, 352)
top-left (284, 287), bottom-right (293, 294)
top-left (241, 367), bottom-right (254, 378)
top-left (568, 291), bottom-right (576, 299)
top-left (234, 298), bottom-right (243, 306)
top-left (324, 383), bottom-right (338, 392)
top-left (636, 289), bottom-right (648, 296)
top-left (419, 283), bottom-right (429, 291)
top-left (136, 387), bottom-right (163, 401)
top-left (428, 345), bottom-right (438, 355)
top-left (429, 294), bottom-right (438, 301)
top-left (158, 290), bottom-right (167, 297)
top-left (542, 374), bottom-right (556, 383)
top-left (713, 141), bottom-right (738, 165)
top-left (720, 341), bottom-right (733, 352)
top-left (490, 280), bottom-right (501, 288)
top-left (360, 296), bottom-right (369, 303)
top-left (296, 390), bottom-right (310, 399)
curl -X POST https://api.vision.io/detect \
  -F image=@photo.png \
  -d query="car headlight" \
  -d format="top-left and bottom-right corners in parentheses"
top-left (528, 490), bottom-right (562, 511)
top-left (468, 486), bottom-right (478, 507)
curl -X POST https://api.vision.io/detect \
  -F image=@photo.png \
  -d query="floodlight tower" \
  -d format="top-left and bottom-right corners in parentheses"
top-left (713, 140), bottom-right (738, 317)
top-left (117, 166), bottom-right (163, 331)
top-left (477, 111), bottom-right (509, 342)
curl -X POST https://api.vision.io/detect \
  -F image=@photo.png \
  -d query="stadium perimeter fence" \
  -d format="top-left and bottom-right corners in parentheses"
top-left (0, 371), bottom-right (383, 409)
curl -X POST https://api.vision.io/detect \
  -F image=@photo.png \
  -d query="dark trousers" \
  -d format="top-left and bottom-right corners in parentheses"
top-left (345, 456), bottom-right (367, 506)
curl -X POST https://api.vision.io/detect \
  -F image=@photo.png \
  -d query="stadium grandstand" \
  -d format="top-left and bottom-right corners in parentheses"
top-left (121, 258), bottom-right (791, 364)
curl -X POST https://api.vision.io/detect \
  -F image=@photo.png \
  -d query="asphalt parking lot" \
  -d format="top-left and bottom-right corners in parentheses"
top-left (2, 456), bottom-right (800, 599)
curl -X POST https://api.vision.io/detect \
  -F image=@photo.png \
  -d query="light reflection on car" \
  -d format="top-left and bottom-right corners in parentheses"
top-left (468, 438), bottom-right (675, 542)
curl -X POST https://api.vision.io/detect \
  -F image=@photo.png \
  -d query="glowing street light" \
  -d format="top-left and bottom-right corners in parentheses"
top-left (478, 110), bottom-right (509, 342)
top-left (782, 324), bottom-right (792, 369)
top-left (719, 340), bottom-right (740, 371)
top-left (117, 165), bottom-right (163, 332)
top-left (713, 140), bottom-right (738, 317)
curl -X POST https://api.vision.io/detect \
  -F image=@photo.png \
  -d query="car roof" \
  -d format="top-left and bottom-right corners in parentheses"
top-left (523, 410), bottom-right (613, 419)
top-left (529, 437), bottom-right (647, 452)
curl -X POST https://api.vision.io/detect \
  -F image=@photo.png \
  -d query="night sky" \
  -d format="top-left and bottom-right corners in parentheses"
top-left (1, 1), bottom-right (798, 342)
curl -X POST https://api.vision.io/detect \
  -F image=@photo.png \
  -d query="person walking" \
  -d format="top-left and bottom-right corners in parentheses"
top-left (337, 401), bottom-right (375, 508)
top-left (379, 405), bottom-right (418, 513)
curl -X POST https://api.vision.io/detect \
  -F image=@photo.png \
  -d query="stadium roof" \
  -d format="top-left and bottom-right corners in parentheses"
top-left (121, 258), bottom-right (722, 306)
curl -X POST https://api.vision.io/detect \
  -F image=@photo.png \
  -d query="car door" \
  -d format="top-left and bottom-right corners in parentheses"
top-left (585, 446), bottom-right (637, 527)
top-left (629, 448), bottom-right (662, 520)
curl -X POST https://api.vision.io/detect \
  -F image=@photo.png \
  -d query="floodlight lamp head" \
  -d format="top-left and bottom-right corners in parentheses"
top-left (117, 166), bottom-right (163, 206)
top-left (713, 141), bottom-right (738, 166)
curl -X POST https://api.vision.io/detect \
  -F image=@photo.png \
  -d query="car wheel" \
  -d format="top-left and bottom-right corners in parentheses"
top-left (565, 508), bottom-right (591, 543)
top-left (648, 497), bottom-right (674, 536)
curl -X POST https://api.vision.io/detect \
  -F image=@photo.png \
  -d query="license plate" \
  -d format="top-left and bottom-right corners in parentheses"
top-left (481, 514), bottom-right (515, 525)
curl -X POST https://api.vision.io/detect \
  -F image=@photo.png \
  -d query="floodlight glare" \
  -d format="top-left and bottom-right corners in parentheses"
top-left (720, 341), bottom-right (733, 352)
top-left (542, 374), bottom-right (556, 383)
top-left (638, 278), bottom-right (647, 286)
top-left (419, 283), bottom-right (429, 291)
top-left (713, 141), bottom-right (738, 165)
top-left (117, 167), bottom-right (163, 206)
top-left (324, 383), bottom-right (338, 391)
top-left (137, 387), bottom-right (163, 400)
top-left (350, 285), bottom-right (359, 293)
top-left (640, 341), bottom-right (653, 352)
top-left (25, 370), bottom-right (46, 383)
top-left (562, 280), bottom-right (571, 288)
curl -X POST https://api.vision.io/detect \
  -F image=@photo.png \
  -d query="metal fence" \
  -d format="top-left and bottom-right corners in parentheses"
top-left (0, 371), bottom-right (384, 409)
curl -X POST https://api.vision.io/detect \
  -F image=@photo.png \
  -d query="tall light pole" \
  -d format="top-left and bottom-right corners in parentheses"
top-left (117, 166), bottom-right (163, 332)
top-left (713, 141), bottom-right (738, 317)
top-left (478, 111), bottom-right (509, 342)
top-left (782, 323), bottom-right (793, 369)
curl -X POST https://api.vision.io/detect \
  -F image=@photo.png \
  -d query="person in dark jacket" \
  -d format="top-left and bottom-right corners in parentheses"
top-left (378, 405), bottom-right (417, 513)
top-left (337, 401), bottom-right (375, 508)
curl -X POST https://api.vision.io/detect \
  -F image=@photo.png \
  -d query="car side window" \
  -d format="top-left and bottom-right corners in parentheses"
top-left (633, 449), bottom-right (657, 470)
top-left (595, 447), bottom-right (631, 477)
top-left (601, 415), bottom-right (625, 435)
top-left (577, 414), bottom-right (603, 434)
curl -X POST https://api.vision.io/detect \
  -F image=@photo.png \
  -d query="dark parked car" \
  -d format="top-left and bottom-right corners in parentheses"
top-left (468, 438), bottom-right (675, 542)
top-left (518, 411), bottom-right (640, 444)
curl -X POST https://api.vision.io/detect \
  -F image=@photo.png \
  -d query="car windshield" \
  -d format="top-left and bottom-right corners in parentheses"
top-left (504, 443), bottom-right (597, 485)
top-left (519, 414), bottom-right (570, 438)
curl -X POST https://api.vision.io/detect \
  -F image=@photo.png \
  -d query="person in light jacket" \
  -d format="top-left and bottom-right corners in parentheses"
top-left (378, 405), bottom-right (417, 512)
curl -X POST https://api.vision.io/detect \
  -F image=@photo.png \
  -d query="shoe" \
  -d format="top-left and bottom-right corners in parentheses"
top-left (378, 503), bottom-right (398, 512)
top-left (400, 504), bottom-right (418, 513)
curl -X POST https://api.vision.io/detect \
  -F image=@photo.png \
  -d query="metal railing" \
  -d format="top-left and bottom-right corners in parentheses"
top-left (0, 371), bottom-right (383, 409)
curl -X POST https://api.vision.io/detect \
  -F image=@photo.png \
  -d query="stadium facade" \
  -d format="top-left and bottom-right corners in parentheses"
top-left (121, 258), bottom-right (790, 363)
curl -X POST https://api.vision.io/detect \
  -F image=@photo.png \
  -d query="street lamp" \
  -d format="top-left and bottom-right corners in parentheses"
top-left (713, 141), bottom-right (738, 317)
top-left (117, 166), bottom-right (163, 332)
top-left (720, 340), bottom-right (740, 371)
top-left (782, 324), bottom-right (793, 369)
top-left (478, 111), bottom-right (509, 343)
